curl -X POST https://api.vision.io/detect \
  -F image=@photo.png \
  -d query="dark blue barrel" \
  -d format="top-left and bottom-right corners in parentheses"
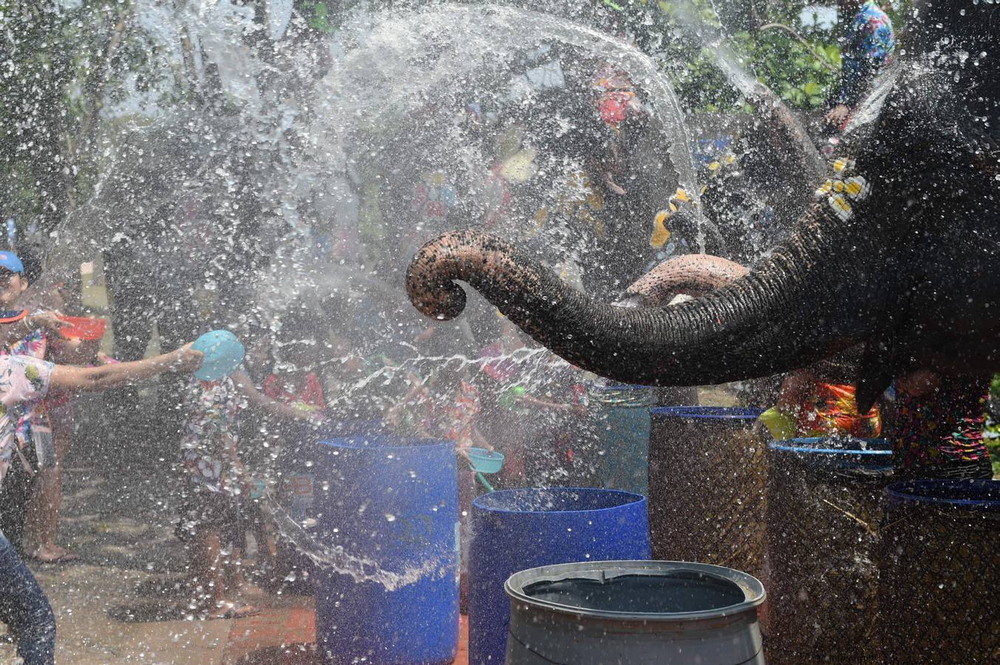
top-left (589, 384), bottom-right (655, 495)
top-left (282, 421), bottom-right (387, 521)
top-left (313, 435), bottom-right (459, 664)
top-left (879, 479), bottom-right (1000, 664)
top-left (468, 487), bottom-right (650, 665)
top-left (648, 406), bottom-right (765, 575)
top-left (766, 437), bottom-right (892, 665)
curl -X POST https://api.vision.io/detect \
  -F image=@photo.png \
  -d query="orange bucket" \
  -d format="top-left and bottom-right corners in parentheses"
top-left (58, 316), bottom-right (107, 340)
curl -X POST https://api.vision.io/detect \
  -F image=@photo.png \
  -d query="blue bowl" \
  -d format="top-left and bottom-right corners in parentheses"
top-left (467, 447), bottom-right (505, 474)
top-left (192, 330), bottom-right (245, 381)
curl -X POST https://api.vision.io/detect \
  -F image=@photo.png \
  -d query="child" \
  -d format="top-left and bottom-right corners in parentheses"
top-left (386, 358), bottom-right (490, 613)
top-left (0, 335), bottom-right (202, 664)
top-left (176, 365), bottom-right (324, 620)
top-left (22, 333), bottom-right (114, 564)
top-left (258, 318), bottom-right (331, 590)
top-left (0, 251), bottom-right (74, 557)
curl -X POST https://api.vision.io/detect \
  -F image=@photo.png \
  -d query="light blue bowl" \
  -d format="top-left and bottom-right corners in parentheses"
top-left (468, 447), bottom-right (505, 474)
top-left (192, 330), bottom-right (245, 381)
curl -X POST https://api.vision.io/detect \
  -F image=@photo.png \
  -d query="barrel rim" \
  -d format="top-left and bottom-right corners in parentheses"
top-left (472, 487), bottom-right (646, 515)
top-left (317, 435), bottom-right (455, 451)
top-left (886, 479), bottom-right (1000, 512)
top-left (505, 560), bottom-right (765, 622)
top-left (769, 437), bottom-right (891, 457)
top-left (650, 406), bottom-right (764, 419)
top-left (585, 382), bottom-right (655, 391)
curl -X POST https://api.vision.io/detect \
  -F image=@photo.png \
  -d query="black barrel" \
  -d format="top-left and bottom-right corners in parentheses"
top-left (878, 479), bottom-right (1000, 665)
top-left (765, 437), bottom-right (892, 665)
top-left (648, 407), bottom-right (766, 577)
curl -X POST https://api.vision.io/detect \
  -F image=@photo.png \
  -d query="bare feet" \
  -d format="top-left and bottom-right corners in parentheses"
top-left (29, 546), bottom-right (79, 564)
top-left (206, 601), bottom-right (260, 620)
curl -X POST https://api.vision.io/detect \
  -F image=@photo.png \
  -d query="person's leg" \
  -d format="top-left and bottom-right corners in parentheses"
top-left (23, 402), bottom-right (75, 562)
top-left (186, 524), bottom-right (225, 609)
top-left (0, 530), bottom-right (56, 665)
top-left (0, 451), bottom-right (38, 557)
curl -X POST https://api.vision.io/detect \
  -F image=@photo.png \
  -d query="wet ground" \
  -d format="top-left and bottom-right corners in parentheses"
top-left (0, 463), bottom-right (470, 664)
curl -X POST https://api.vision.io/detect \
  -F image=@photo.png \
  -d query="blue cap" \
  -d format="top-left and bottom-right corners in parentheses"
top-left (0, 251), bottom-right (24, 274)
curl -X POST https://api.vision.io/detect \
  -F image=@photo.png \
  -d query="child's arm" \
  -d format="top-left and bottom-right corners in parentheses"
top-left (0, 311), bottom-right (66, 348)
top-left (231, 370), bottom-right (324, 422)
top-left (50, 345), bottom-right (202, 392)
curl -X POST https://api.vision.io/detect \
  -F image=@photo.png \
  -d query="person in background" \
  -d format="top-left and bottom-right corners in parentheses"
top-left (21, 333), bottom-right (117, 564)
top-left (257, 318), bottom-right (331, 592)
top-left (824, 0), bottom-right (896, 129)
top-left (176, 364), bottom-right (324, 620)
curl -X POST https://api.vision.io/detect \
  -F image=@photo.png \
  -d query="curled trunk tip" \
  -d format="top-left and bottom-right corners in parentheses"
top-left (405, 230), bottom-right (488, 321)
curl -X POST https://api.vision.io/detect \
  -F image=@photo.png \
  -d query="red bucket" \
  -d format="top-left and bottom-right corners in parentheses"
top-left (58, 316), bottom-right (107, 340)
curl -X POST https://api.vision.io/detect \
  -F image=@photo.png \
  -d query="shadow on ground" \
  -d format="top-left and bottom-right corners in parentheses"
top-left (233, 644), bottom-right (322, 665)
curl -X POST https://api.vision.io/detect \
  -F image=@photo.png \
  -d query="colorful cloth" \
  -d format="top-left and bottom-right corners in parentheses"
top-left (424, 379), bottom-right (482, 449)
top-left (262, 372), bottom-right (326, 411)
top-left (831, 1), bottom-right (896, 108)
top-left (2, 330), bottom-right (52, 466)
top-left (179, 377), bottom-right (248, 497)
top-left (0, 356), bottom-right (54, 487)
top-left (894, 378), bottom-right (991, 475)
top-left (794, 382), bottom-right (881, 438)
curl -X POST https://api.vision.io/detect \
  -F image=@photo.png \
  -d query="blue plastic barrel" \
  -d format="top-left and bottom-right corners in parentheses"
top-left (282, 420), bottom-right (386, 521)
top-left (468, 487), bottom-right (650, 665)
top-left (588, 384), bottom-right (656, 495)
top-left (766, 437), bottom-right (892, 665)
top-left (648, 406), bottom-right (765, 574)
top-left (313, 435), bottom-right (459, 665)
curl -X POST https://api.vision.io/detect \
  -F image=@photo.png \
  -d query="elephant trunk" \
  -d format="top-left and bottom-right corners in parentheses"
top-left (407, 202), bottom-right (872, 387)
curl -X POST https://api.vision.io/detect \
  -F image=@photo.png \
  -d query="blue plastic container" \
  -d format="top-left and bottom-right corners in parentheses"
top-left (191, 329), bottom-right (245, 381)
top-left (280, 421), bottom-right (387, 521)
top-left (313, 435), bottom-right (459, 665)
top-left (469, 487), bottom-right (650, 665)
top-left (467, 447), bottom-right (504, 474)
top-left (589, 384), bottom-right (656, 495)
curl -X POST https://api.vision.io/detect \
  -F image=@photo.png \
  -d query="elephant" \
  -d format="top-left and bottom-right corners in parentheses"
top-left (405, 2), bottom-right (999, 474)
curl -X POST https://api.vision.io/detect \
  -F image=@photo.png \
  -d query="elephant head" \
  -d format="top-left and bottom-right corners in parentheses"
top-left (407, 1), bottom-right (1000, 412)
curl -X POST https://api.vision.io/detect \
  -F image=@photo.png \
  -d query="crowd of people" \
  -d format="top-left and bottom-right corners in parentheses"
top-left (0, 238), bottom-right (602, 662)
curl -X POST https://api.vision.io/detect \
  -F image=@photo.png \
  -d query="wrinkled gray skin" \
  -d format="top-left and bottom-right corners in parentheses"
top-left (407, 2), bottom-right (1000, 412)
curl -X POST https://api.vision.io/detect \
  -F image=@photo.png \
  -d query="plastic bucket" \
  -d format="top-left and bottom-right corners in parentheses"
top-left (878, 479), bottom-right (1000, 664)
top-left (192, 329), bottom-right (245, 381)
top-left (313, 435), bottom-right (459, 665)
top-left (766, 437), bottom-right (892, 665)
top-left (648, 406), bottom-right (766, 576)
top-left (467, 447), bottom-right (504, 474)
top-left (588, 384), bottom-right (656, 495)
top-left (469, 488), bottom-right (650, 665)
top-left (505, 560), bottom-right (766, 664)
top-left (57, 315), bottom-right (107, 340)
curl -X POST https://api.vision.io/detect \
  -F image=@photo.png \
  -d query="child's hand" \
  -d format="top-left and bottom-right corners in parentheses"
top-left (172, 343), bottom-right (204, 373)
top-left (29, 311), bottom-right (69, 335)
